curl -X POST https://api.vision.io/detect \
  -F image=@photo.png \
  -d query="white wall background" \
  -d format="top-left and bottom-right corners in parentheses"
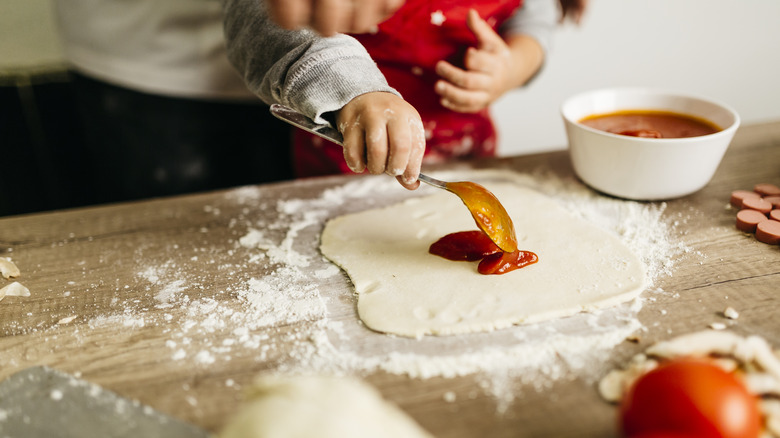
top-left (494, 0), bottom-right (780, 155)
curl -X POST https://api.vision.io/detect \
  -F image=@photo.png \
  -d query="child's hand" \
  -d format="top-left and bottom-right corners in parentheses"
top-left (336, 92), bottom-right (426, 190)
top-left (434, 9), bottom-right (543, 113)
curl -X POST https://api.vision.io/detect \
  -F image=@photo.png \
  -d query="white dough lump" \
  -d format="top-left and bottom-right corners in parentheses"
top-left (219, 376), bottom-right (433, 438)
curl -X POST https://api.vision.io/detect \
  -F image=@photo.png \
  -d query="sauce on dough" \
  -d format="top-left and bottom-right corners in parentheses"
top-left (429, 231), bottom-right (538, 275)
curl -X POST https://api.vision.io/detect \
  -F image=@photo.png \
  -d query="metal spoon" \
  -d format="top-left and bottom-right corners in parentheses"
top-left (270, 104), bottom-right (518, 253)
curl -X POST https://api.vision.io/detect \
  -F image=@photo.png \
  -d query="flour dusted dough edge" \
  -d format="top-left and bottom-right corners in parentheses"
top-left (320, 183), bottom-right (647, 338)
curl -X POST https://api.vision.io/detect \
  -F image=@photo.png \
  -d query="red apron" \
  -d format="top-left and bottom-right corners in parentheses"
top-left (294, 0), bottom-right (523, 177)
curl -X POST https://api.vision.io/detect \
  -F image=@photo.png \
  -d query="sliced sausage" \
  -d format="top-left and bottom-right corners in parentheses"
top-left (771, 209), bottom-right (780, 222)
top-left (764, 196), bottom-right (780, 209)
top-left (742, 197), bottom-right (773, 214)
top-left (754, 183), bottom-right (780, 197)
top-left (730, 190), bottom-right (761, 208)
top-left (755, 220), bottom-right (780, 245)
top-left (736, 209), bottom-right (769, 233)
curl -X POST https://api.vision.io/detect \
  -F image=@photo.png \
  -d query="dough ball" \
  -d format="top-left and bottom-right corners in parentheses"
top-left (219, 376), bottom-right (433, 438)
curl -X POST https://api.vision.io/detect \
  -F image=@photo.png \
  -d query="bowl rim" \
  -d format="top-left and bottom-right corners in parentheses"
top-left (560, 87), bottom-right (741, 143)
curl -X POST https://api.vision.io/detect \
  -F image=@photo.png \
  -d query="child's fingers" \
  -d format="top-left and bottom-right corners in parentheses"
top-left (435, 80), bottom-right (489, 113)
top-left (341, 125), bottom-right (367, 173)
top-left (435, 60), bottom-right (491, 91)
top-left (466, 9), bottom-right (504, 52)
top-left (363, 121), bottom-right (390, 175)
top-left (464, 47), bottom-right (504, 74)
top-left (395, 175), bottom-right (419, 190)
top-left (385, 117), bottom-right (412, 177)
top-left (400, 118), bottom-right (426, 188)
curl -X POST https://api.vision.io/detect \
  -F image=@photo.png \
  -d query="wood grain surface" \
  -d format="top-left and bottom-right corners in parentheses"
top-left (1, 121), bottom-right (779, 437)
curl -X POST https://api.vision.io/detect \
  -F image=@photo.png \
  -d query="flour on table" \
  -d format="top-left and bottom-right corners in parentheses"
top-left (321, 183), bottom-right (647, 338)
top-left (59, 169), bottom-right (688, 413)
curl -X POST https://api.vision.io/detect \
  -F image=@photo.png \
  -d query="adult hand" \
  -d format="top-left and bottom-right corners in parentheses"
top-left (433, 9), bottom-right (523, 113)
top-left (336, 92), bottom-right (426, 190)
top-left (266, 0), bottom-right (405, 36)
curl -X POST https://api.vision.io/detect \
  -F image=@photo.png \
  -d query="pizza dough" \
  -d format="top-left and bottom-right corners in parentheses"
top-left (320, 183), bottom-right (647, 338)
top-left (219, 376), bottom-right (433, 438)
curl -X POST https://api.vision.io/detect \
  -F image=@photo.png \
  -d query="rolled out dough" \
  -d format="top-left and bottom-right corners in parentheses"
top-left (320, 183), bottom-right (647, 338)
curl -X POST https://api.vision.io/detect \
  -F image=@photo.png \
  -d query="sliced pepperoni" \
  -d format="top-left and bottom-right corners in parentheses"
top-left (771, 209), bottom-right (780, 222)
top-left (736, 209), bottom-right (769, 233)
top-left (754, 183), bottom-right (780, 197)
top-left (730, 190), bottom-right (762, 208)
top-left (755, 220), bottom-right (780, 245)
top-left (742, 197), bottom-right (773, 214)
top-left (764, 196), bottom-right (780, 209)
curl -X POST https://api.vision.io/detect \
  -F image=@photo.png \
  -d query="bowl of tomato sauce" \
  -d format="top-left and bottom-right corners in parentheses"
top-left (561, 87), bottom-right (740, 200)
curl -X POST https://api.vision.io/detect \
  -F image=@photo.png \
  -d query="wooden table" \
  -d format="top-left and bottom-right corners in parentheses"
top-left (2, 121), bottom-right (779, 437)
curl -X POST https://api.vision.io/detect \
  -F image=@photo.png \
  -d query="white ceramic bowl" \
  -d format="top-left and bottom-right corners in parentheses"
top-left (561, 88), bottom-right (740, 200)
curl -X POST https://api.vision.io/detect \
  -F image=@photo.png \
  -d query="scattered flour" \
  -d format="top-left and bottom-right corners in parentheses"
top-left (195, 350), bottom-right (216, 365)
top-left (73, 168), bottom-right (689, 413)
top-left (154, 279), bottom-right (187, 306)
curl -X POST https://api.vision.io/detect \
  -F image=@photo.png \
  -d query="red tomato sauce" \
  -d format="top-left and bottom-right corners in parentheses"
top-left (579, 110), bottom-right (720, 139)
top-left (429, 231), bottom-right (538, 275)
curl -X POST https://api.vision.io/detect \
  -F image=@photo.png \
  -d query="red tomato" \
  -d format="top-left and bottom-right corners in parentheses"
top-left (620, 359), bottom-right (761, 438)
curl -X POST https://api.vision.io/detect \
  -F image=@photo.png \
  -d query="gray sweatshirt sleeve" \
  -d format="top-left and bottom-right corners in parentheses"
top-left (500, 0), bottom-right (559, 54)
top-left (221, 0), bottom-right (399, 125)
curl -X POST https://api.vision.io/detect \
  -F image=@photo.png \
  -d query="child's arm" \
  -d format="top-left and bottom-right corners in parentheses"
top-left (223, 0), bottom-right (425, 188)
top-left (433, 7), bottom-right (551, 113)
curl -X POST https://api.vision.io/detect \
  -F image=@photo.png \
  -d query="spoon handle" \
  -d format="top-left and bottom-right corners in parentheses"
top-left (270, 104), bottom-right (445, 189)
top-left (270, 104), bottom-right (344, 144)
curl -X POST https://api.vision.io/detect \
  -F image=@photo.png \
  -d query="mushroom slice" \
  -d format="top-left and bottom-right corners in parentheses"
top-left (0, 257), bottom-right (20, 279)
top-left (0, 282), bottom-right (30, 302)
